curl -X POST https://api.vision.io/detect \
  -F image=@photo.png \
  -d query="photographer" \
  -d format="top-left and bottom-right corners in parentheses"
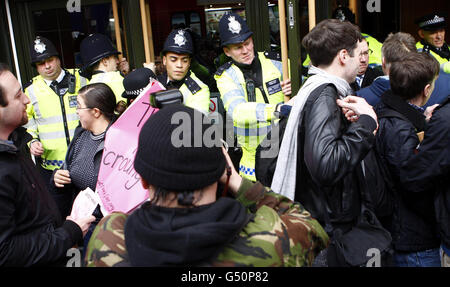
top-left (84, 104), bottom-right (328, 267)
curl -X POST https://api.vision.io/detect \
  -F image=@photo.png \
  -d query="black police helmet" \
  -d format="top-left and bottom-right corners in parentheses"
top-left (332, 6), bottom-right (356, 24)
top-left (121, 67), bottom-right (157, 100)
top-left (30, 36), bottom-right (59, 65)
top-left (415, 12), bottom-right (447, 31)
top-left (162, 29), bottom-right (194, 56)
top-left (219, 12), bottom-right (253, 47)
top-left (80, 33), bottom-right (121, 73)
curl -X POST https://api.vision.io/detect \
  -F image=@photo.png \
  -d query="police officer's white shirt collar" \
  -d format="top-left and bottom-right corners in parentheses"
top-left (43, 69), bottom-right (65, 86)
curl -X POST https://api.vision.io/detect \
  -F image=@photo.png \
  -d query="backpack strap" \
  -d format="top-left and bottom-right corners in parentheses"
top-left (299, 83), bottom-right (338, 235)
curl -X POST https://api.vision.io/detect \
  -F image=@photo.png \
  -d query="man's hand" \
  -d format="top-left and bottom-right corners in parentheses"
top-left (337, 95), bottom-right (379, 134)
top-left (219, 147), bottom-right (242, 196)
top-left (118, 58), bottom-right (130, 75)
top-left (424, 104), bottom-right (439, 122)
top-left (66, 215), bottom-right (96, 237)
top-left (281, 79), bottom-right (292, 96)
top-left (54, 169), bottom-right (71, 188)
top-left (143, 62), bottom-right (156, 73)
top-left (30, 140), bottom-right (44, 156)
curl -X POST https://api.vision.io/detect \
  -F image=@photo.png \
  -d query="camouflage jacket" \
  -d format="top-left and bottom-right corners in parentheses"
top-left (84, 178), bottom-right (329, 267)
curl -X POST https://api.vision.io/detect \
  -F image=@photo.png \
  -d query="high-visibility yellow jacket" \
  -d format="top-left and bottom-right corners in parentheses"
top-left (416, 42), bottom-right (450, 65)
top-left (179, 71), bottom-right (211, 115)
top-left (215, 52), bottom-right (286, 181)
top-left (24, 70), bottom-right (88, 171)
top-left (90, 71), bottom-right (127, 103)
top-left (303, 33), bottom-right (383, 69)
top-left (443, 61), bottom-right (450, 73)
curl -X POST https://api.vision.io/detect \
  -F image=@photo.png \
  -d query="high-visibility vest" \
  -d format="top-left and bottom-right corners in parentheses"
top-left (303, 33), bottom-right (383, 69)
top-left (416, 42), bottom-right (450, 65)
top-left (24, 70), bottom-right (88, 171)
top-left (443, 61), bottom-right (450, 73)
top-left (178, 72), bottom-right (211, 115)
top-left (215, 52), bottom-right (286, 181)
top-left (90, 71), bottom-right (127, 103)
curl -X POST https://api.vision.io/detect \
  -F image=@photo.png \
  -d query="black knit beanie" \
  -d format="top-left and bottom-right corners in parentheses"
top-left (134, 104), bottom-right (226, 191)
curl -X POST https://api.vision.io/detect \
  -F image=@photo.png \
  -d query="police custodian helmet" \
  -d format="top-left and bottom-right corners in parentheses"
top-left (162, 29), bottom-right (194, 56)
top-left (80, 33), bottom-right (120, 72)
top-left (332, 6), bottom-right (356, 24)
top-left (218, 12), bottom-right (253, 47)
top-left (30, 36), bottom-right (59, 65)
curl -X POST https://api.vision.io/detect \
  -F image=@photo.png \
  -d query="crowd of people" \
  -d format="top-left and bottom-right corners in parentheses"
top-left (0, 8), bottom-right (449, 268)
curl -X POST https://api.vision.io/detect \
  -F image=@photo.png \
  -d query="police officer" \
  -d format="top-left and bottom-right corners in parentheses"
top-left (24, 36), bottom-right (88, 217)
top-left (415, 12), bottom-right (450, 64)
top-left (214, 13), bottom-right (291, 182)
top-left (80, 33), bottom-right (128, 109)
top-left (157, 29), bottom-right (210, 114)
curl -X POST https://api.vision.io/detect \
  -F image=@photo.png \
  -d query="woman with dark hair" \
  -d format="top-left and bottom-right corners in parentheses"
top-left (51, 82), bottom-right (117, 247)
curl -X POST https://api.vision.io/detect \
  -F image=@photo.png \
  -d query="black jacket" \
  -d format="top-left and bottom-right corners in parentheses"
top-left (0, 128), bottom-right (82, 266)
top-left (398, 96), bottom-right (450, 250)
top-left (375, 101), bottom-right (441, 252)
top-left (350, 67), bottom-right (384, 92)
top-left (295, 85), bottom-right (379, 230)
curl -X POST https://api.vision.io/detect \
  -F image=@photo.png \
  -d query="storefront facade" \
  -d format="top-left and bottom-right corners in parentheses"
top-left (1, 0), bottom-right (449, 95)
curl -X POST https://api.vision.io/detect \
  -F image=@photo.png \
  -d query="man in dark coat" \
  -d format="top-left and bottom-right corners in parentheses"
top-left (0, 63), bottom-right (94, 266)
top-left (350, 38), bottom-right (383, 92)
top-left (271, 20), bottom-right (387, 266)
top-left (397, 81), bottom-right (450, 267)
top-left (375, 52), bottom-right (441, 266)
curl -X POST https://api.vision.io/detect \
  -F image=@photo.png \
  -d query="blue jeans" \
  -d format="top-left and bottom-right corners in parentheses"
top-left (394, 248), bottom-right (441, 267)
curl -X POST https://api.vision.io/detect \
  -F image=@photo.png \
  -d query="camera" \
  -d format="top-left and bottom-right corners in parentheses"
top-left (149, 89), bottom-right (183, 109)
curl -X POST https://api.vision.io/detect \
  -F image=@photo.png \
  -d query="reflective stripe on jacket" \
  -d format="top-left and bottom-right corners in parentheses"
top-left (215, 52), bottom-right (285, 181)
top-left (24, 70), bottom-right (86, 170)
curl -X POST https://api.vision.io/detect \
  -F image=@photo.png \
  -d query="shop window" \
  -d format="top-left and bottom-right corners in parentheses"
top-left (31, 2), bottom-right (124, 69)
top-left (171, 12), bottom-right (202, 36)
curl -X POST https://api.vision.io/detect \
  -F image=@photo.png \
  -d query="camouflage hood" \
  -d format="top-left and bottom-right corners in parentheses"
top-left (124, 197), bottom-right (249, 266)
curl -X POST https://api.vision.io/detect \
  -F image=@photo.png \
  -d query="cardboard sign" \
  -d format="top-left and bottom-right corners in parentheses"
top-left (96, 80), bottom-right (164, 215)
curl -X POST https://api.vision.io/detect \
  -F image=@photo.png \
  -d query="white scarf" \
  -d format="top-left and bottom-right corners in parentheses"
top-left (271, 66), bottom-right (352, 200)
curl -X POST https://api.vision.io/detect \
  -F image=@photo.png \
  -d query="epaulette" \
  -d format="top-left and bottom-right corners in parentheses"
top-left (215, 61), bottom-right (232, 76)
top-left (22, 80), bottom-right (33, 91)
top-left (184, 76), bottom-right (201, 95)
top-left (264, 50), bottom-right (282, 61)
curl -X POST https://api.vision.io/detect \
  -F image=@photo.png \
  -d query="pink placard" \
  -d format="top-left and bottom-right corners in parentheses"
top-left (96, 81), bottom-right (164, 215)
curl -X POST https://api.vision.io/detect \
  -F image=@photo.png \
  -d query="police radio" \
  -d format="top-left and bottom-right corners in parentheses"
top-left (149, 89), bottom-right (183, 109)
top-left (68, 69), bottom-right (76, 94)
top-left (246, 79), bottom-right (256, 102)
